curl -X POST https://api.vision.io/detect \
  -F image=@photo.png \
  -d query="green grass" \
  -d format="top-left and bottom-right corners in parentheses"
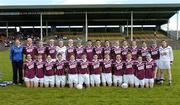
top-left (0, 50), bottom-right (180, 105)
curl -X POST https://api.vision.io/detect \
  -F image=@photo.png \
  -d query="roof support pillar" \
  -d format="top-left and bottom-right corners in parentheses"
top-left (167, 20), bottom-right (169, 37)
top-left (130, 11), bottom-right (133, 41)
top-left (177, 11), bottom-right (179, 40)
top-left (40, 13), bottom-right (43, 41)
top-left (85, 12), bottom-right (88, 41)
top-left (126, 21), bottom-right (129, 36)
top-left (6, 22), bottom-right (8, 37)
top-left (46, 20), bottom-right (48, 36)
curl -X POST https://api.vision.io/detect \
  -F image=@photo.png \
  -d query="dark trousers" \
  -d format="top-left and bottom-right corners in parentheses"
top-left (12, 61), bottom-right (23, 84)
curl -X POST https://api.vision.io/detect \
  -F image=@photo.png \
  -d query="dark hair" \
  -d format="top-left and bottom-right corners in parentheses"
top-left (57, 53), bottom-right (62, 57)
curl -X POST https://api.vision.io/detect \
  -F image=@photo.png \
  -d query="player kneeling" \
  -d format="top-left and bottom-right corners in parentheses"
top-left (101, 54), bottom-right (113, 87)
top-left (112, 55), bottom-right (124, 87)
top-left (44, 55), bottom-right (55, 88)
top-left (145, 54), bottom-right (157, 88)
top-left (67, 55), bottom-right (78, 88)
top-left (134, 56), bottom-right (145, 88)
top-left (55, 53), bottom-right (66, 88)
top-left (34, 55), bottom-right (45, 87)
top-left (78, 54), bottom-right (90, 88)
top-left (89, 54), bottom-right (101, 87)
top-left (124, 53), bottom-right (135, 87)
top-left (23, 54), bottom-right (35, 88)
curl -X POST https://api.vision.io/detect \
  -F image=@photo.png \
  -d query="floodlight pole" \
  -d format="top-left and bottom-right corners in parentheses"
top-left (130, 11), bottom-right (133, 41)
top-left (40, 13), bottom-right (43, 41)
top-left (177, 11), bottom-right (179, 40)
top-left (85, 12), bottom-right (88, 41)
top-left (6, 22), bottom-right (8, 37)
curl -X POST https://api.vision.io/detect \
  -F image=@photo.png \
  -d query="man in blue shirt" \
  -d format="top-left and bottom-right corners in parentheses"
top-left (10, 39), bottom-right (23, 85)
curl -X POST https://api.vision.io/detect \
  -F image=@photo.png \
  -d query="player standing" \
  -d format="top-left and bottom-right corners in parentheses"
top-left (36, 41), bottom-right (46, 61)
top-left (121, 40), bottom-right (129, 61)
top-left (46, 39), bottom-right (57, 61)
top-left (112, 40), bottom-right (121, 60)
top-left (158, 40), bottom-right (173, 85)
top-left (56, 40), bottom-right (67, 60)
top-left (66, 39), bottom-right (76, 61)
top-left (23, 38), bottom-right (36, 60)
top-left (103, 40), bottom-right (112, 59)
top-left (76, 40), bottom-right (85, 61)
top-left (129, 41), bottom-right (138, 60)
top-left (85, 40), bottom-right (94, 62)
top-left (94, 40), bottom-right (104, 60)
top-left (138, 41), bottom-right (150, 61)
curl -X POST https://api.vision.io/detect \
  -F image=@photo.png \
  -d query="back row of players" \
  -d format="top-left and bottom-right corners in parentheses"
top-left (23, 38), bottom-right (173, 88)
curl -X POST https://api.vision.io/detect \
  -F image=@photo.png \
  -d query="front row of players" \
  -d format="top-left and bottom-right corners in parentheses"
top-left (24, 52), bottom-right (156, 88)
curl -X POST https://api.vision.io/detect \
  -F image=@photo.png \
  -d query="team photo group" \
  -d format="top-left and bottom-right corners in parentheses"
top-left (10, 38), bottom-right (174, 89)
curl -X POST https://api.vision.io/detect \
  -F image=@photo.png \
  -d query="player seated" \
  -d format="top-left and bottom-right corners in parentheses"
top-left (101, 53), bottom-right (113, 87)
top-left (89, 54), bottom-right (101, 87)
top-left (112, 54), bottom-right (124, 87)
top-left (145, 54), bottom-right (157, 88)
top-left (44, 55), bottom-right (55, 88)
top-left (78, 53), bottom-right (90, 88)
top-left (23, 54), bottom-right (35, 88)
top-left (67, 54), bottom-right (78, 88)
top-left (34, 55), bottom-right (45, 88)
top-left (124, 52), bottom-right (135, 87)
top-left (55, 53), bottom-right (66, 88)
top-left (134, 56), bottom-right (145, 88)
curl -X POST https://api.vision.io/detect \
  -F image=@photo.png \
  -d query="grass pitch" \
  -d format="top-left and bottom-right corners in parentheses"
top-left (0, 50), bottom-right (180, 105)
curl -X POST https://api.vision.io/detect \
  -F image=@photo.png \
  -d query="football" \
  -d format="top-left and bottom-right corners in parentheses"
top-left (121, 83), bottom-right (128, 88)
top-left (76, 84), bottom-right (83, 89)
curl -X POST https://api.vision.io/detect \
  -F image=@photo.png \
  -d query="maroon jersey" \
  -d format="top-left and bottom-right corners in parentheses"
top-left (55, 60), bottom-right (66, 75)
top-left (44, 61), bottom-right (55, 76)
top-left (89, 60), bottom-right (101, 74)
top-left (35, 60), bottom-right (45, 78)
top-left (138, 47), bottom-right (150, 61)
top-left (145, 59), bottom-right (157, 79)
top-left (67, 60), bottom-right (78, 74)
top-left (94, 46), bottom-right (104, 60)
top-left (124, 59), bottom-right (135, 75)
top-left (23, 45), bottom-right (36, 59)
top-left (46, 45), bottom-right (57, 59)
top-left (78, 59), bottom-right (89, 74)
top-left (85, 46), bottom-right (94, 61)
top-left (36, 46), bottom-right (46, 61)
top-left (66, 45), bottom-right (75, 61)
top-left (150, 47), bottom-right (160, 60)
top-left (129, 46), bottom-right (138, 60)
top-left (113, 60), bottom-right (124, 76)
top-left (121, 46), bottom-right (129, 61)
top-left (23, 60), bottom-right (35, 79)
top-left (101, 59), bottom-right (112, 73)
top-left (75, 46), bottom-right (85, 60)
top-left (112, 46), bottom-right (121, 60)
top-left (134, 61), bottom-right (145, 80)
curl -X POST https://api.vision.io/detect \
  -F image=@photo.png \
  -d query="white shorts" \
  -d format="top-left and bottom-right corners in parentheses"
top-left (145, 78), bottom-right (154, 84)
top-left (44, 76), bottom-right (55, 85)
top-left (158, 60), bottom-right (171, 70)
top-left (24, 77), bottom-right (34, 82)
top-left (34, 77), bottom-right (44, 83)
top-left (68, 74), bottom-right (78, 84)
top-left (55, 75), bottom-right (66, 85)
top-left (134, 76), bottom-right (145, 86)
top-left (90, 74), bottom-right (101, 84)
top-left (101, 73), bottom-right (112, 84)
top-left (123, 74), bottom-right (134, 84)
top-left (78, 74), bottom-right (90, 85)
top-left (113, 75), bottom-right (123, 84)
